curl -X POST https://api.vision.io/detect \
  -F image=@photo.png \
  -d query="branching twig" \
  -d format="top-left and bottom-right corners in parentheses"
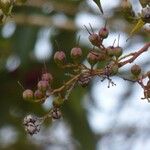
top-left (119, 42), bottom-right (150, 67)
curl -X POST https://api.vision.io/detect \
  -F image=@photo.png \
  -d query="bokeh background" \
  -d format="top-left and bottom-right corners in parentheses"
top-left (0, 0), bottom-right (150, 150)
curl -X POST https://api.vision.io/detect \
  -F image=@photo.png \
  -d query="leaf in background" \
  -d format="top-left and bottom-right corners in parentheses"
top-left (127, 18), bottom-right (145, 41)
top-left (93, 0), bottom-right (103, 14)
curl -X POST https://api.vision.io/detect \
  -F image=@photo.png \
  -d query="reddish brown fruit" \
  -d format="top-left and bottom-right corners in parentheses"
top-left (99, 27), bottom-right (109, 39)
top-left (54, 51), bottom-right (66, 65)
top-left (70, 47), bottom-right (82, 62)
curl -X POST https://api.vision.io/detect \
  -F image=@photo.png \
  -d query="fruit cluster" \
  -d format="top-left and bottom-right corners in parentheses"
top-left (22, 24), bottom-right (150, 135)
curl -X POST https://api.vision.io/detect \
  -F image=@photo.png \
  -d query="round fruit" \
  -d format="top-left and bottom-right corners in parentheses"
top-left (23, 89), bottom-right (33, 100)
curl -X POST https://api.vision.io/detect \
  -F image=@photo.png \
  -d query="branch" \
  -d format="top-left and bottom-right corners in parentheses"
top-left (119, 42), bottom-right (150, 67)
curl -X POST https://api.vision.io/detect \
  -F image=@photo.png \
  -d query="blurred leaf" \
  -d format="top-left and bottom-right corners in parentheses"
top-left (92, 0), bottom-right (103, 14)
top-left (128, 18), bottom-right (145, 40)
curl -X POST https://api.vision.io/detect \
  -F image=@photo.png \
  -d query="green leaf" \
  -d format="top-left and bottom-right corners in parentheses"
top-left (93, 0), bottom-right (103, 14)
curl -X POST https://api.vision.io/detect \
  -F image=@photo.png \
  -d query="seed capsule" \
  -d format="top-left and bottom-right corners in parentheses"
top-left (23, 89), bottom-right (33, 101)
top-left (131, 64), bottom-right (141, 76)
top-left (70, 47), bottom-right (82, 62)
top-left (87, 51), bottom-right (98, 66)
top-left (99, 27), bottom-right (109, 39)
top-left (89, 33), bottom-right (100, 46)
top-left (113, 46), bottom-right (123, 58)
top-left (37, 80), bottom-right (49, 91)
top-left (34, 90), bottom-right (44, 99)
top-left (107, 46), bottom-right (115, 56)
top-left (41, 73), bottom-right (53, 83)
top-left (54, 51), bottom-right (66, 66)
